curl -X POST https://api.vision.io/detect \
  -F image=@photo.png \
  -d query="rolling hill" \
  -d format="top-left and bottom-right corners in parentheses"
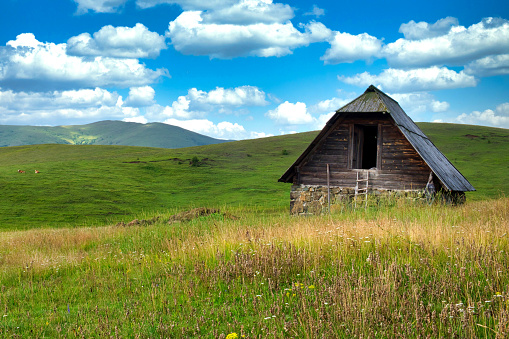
top-left (0, 122), bottom-right (507, 230)
top-left (0, 120), bottom-right (230, 148)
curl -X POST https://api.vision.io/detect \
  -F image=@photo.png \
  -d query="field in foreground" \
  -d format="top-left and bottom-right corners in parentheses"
top-left (1, 198), bottom-right (508, 337)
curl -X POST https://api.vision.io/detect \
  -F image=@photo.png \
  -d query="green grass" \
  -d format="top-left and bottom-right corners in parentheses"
top-left (0, 123), bottom-right (508, 229)
top-left (418, 123), bottom-right (509, 200)
top-left (0, 123), bottom-right (508, 337)
top-left (0, 132), bottom-right (316, 229)
top-left (0, 198), bottom-right (508, 337)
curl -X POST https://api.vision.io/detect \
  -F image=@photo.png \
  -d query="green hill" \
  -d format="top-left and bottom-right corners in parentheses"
top-left (0, 120), bottom-right (230, 148)
top-left (0, 123), bottom-right (507, 230)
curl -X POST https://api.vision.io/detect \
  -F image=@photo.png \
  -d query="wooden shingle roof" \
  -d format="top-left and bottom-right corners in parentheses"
top-left (279, 85), bottom-right (475, 192)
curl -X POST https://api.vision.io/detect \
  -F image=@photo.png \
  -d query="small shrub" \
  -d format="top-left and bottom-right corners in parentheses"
top-left (190, 156), bottom-right (200, 167)
top-left (281, 149), bottom-right (289, 155)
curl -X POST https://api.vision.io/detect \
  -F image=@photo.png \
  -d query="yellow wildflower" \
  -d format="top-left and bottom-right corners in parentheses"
top-left (308, 285), bottom-right (315, 289)
top-left (226, 333), bottom-right (238, 339)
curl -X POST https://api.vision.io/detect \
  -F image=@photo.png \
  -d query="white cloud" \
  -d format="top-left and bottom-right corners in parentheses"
top-left (6, 33), bottom-right (42, 49)
top-left (0, 87), bottom-right (139, 125)
top-left (188, 86), bottom-right (268, 107)
top-left (136, 0), bottom-right (234, 10)
top-left (304, 5), bottom-right (325, 18)
top-left (250, 131), bottom-right (273, 138)
top-left (338, 67), bottom-right (478, 92)
top-left (125, 86), bottom-right (156, 107)
top-left (321, 31), bottom-right (382, 64)
top-left (452, 102), bottom-right (509, 128)
top-left (166, 11), bottom-right (331, 58)
top-left (464, 54), bottom-right (509, 77)
top-left (0, 33), bottom-right (168, 91)
top-left (390, 92), bottom-right (450, 119)
top-left (74, 0), bottom-right (128, 14)
top-left (383, 17), bottom-right (509, 68)
top-left (315, 112), bottom-right (334, 129)
top-left (145, 85), bottom-right (268, 120)
top-left (266, 101), bottom-right (313, 125)
top-left (67, 24), bottom-right (167, 59)
top-left (0, 87), bottom-right (119, 111)
top-left (201, 0), bottom-right (294, 25)
top-left (311, 97), bottom-right (352, 113)
top-left (163, 118), bottom-right (247, 139)
top-left (123, 116), bottom-right (148, 124)
top-left (398, 17), bottom-right (459, 40)
top-left (145, 96), bottom-right (193, 120)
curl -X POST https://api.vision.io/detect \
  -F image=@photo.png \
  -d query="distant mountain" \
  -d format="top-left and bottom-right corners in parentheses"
top-left (0, 120), bottom-right (231, 148)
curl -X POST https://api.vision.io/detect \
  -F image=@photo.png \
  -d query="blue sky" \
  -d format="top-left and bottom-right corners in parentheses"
top-left (0, 0), bottom-right (508, 139)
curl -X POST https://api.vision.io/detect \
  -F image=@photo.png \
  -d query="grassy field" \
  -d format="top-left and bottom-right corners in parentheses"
top-left (0, 123), bottom-right (508, 337)
top-left (0, 131), bottom-right (317, 229)
top-left (0, 123), bottom-right (507, 230)
top-left (0, 198), bottom-right (508, 337)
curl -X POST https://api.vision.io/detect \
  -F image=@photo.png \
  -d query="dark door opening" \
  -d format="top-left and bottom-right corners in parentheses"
top-left (352, 125), bottom-right (378, 169)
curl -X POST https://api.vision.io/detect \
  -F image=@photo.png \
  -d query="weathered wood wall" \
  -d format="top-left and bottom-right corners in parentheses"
top-left (295, 113), bottom-right (431, 191)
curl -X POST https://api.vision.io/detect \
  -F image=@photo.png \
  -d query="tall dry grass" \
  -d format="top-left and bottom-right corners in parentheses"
top-left (0, 198), bottom-right (508, 337)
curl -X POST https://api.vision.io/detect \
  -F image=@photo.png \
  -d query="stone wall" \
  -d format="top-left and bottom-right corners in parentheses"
top-left (290, 184), bottom-right (427, 215)
top-left (289, 184), bottom-right (466, 215)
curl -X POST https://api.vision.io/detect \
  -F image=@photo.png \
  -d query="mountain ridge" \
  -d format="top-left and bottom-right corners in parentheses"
top-left (0, 120), bottom-right (231, 148)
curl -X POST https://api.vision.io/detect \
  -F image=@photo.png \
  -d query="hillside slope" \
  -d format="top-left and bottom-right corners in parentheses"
top-left (0, 123), bottom-right (506, 229)
top-left (0, 120), bottom-right (230, 148)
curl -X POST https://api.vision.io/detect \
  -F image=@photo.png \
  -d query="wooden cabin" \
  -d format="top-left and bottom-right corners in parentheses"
top-left (279, 85), bottom-right (475, 214)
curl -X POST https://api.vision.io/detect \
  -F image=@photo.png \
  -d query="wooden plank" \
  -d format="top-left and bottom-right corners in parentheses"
top-left (377, 123), bottom-right (382, 170)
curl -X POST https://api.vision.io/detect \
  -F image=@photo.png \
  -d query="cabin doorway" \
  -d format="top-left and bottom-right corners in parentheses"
top-left (351, 124), bottom-right (378, 169)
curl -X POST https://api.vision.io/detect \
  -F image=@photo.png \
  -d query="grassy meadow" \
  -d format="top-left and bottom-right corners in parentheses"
top-left (0, 123), bottom-right (508, 337)
top-left (1, 198), bottom-right (508, 337)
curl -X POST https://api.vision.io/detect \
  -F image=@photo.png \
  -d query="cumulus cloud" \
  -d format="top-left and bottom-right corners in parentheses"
top-left (390, 92), bottom-right (450, 118)
top-left (310, 97), bottom-right (352, 114)
top-left (250, 131), bottom-right (273, 138)
top-left (67, 23), bottom-right (167, 59)
top-left (187, 86), bottom-right (268, 107)
top-left (266, 101), bottom-right (313, 125)
top-left (464, 54), bottom-right (509, 77)
top-left (145, 96), bottom-right (193, 120)
top-left (123, 116), bottom-right (149, 124)
top-left (384, 17), bottom-right (509, 68)
top-left (163, 118), bottom-right (247, 139)
top-left (0, 87), bottom-right (139, 125)
top-left (0, 33), bottom-right (168, 91)
top-left (321, 31), bottom-right (382, 64)
top-left (166, 11), bottom-right (331, 58)
top-left (124, 86), bottom-right (156, 107)
top-left (314, 112), bottom-right (334, 129)
top-left (399, 17), bottom-right (459, 40)
top-left (452, 102), bottom-right (509, 128)
top-left (338, 67), bottom-right (478, 92)
top-left (304, 5), bottom-right (325, 18)
top-left (201, 0), bottom-right (294, 25)
top-left (136, 0), bottom-right (234, 11)
top-left (74, 0), bottom-right (128, 14)
top-left (144, 85), bottom-right (267, 121)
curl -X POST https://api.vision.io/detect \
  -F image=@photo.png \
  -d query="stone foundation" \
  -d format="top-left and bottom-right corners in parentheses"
top-left (289, 185), bottom-right (422, 215)
top-left (289, 185), bottom-right (466, 214)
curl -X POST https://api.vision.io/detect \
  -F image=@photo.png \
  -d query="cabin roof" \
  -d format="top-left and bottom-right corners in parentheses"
top-left (279, 85), bottom-right (475, 192)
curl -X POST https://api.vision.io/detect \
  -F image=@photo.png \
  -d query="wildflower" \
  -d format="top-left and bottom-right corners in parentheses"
top-left (308, 285), bottom-right (315, 289)
top-left (226, 333), bottom-right (238, 339)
